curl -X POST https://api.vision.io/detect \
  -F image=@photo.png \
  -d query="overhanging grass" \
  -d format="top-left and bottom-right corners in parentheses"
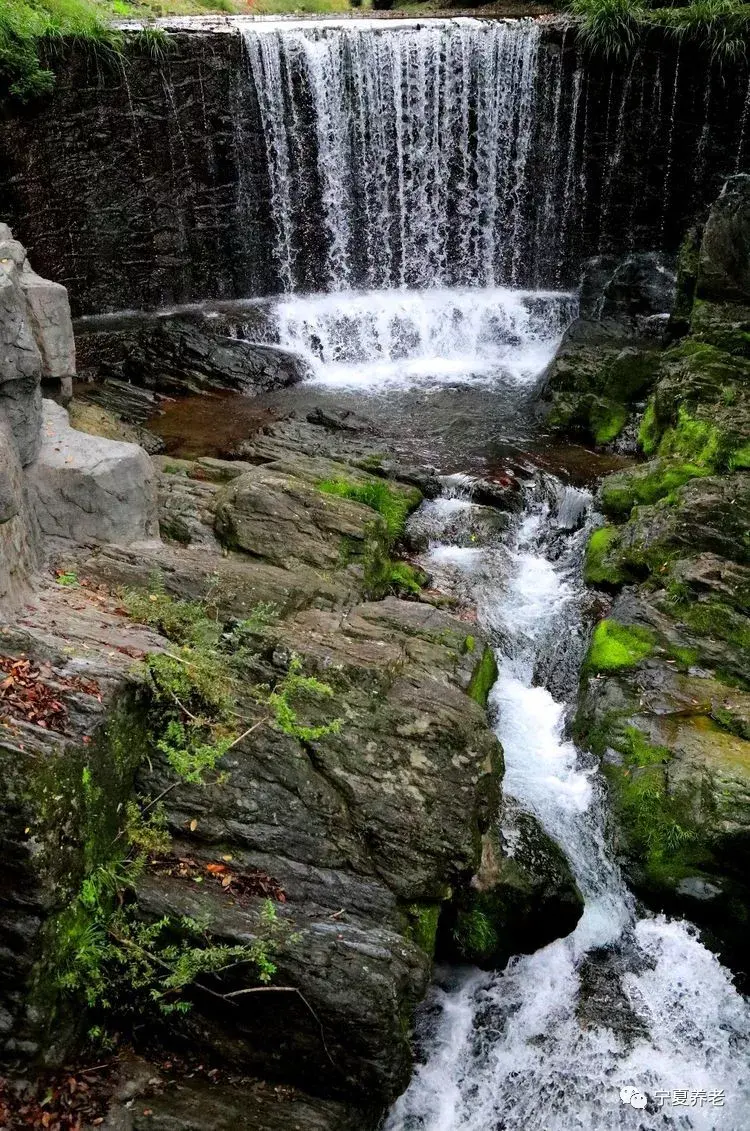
top-left (318, 476), bottom-right (421, 542)
top-left (569, 0), bottom-right (750, 65)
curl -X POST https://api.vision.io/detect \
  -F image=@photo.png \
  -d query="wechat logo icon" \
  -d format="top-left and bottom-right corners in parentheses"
top-left (620, 1086), bottom-right (648, 1110)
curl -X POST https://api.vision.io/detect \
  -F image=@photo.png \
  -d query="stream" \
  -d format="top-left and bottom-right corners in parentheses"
top-left (144, 17), bottom-right (750, 1124)
top-left (152, 284), bottom-right (750, 1127)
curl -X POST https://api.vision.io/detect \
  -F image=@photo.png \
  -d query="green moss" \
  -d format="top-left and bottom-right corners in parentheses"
top-left (604, 759), bottom-right (697, 886)
top-left (591, 401), bottom-right (629, 445)
top-left (658, 406), bottom-right (726, 469)
top-left (729, 442), bottom-right (750, 469)
top-left (638, 399), bottom-right (659, 456)
top-left (467, 646), bottom-right (498, 707)
top-left (675, 598), bottom-right (750, 653)
top-left (584, 526), bottom-right (629, 587)
top-left (587, 619), bottom-right (656, 672)
top-left (600, 460), bottom-right (710, 518)
top-left (463, 634), bottom-right (476, 654)
top-left (403, 903), bottom-right (441, 957)
top-left (451, 908), bottom-right (499, 963)
top-left (318, 476), bottom-right (422, 542)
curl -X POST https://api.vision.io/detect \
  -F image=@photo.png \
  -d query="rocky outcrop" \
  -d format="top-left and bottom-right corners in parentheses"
top-left (540, 253), bottom-right (675, 445)
top-left (27, 401), bottom-right (159, 545)
top-left (574, 178), bottom-right (750, 982)
top-left (76, 310), bottom-right (309, 397)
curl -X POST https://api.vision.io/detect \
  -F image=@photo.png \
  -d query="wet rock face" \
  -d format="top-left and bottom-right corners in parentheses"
top-left (540, 253), bottom-right (675, 445)
top-left (574, 177), bottom-right (750, 983)
top-left (76, 311), bottom-right (310, 397)
top-left (697, 174), bottom-right (750, 305)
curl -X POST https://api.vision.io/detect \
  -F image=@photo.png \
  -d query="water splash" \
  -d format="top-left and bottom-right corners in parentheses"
top-left (388, 481), bottom-right (750, 1130)
top-left (258, 286), bottom-right (576, 392)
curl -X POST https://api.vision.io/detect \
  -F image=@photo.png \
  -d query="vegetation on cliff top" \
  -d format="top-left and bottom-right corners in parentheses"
top-left (571, 0), bottom-right (750, 64)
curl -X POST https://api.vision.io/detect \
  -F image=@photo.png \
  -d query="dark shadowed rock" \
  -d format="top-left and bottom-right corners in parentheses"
top-left (697, 174), bottom-right (750, 304)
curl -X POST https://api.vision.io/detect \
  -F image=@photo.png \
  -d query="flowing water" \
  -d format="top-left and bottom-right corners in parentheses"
top-left (386, 481), bottom-right (750, 1129)
top-left (139, 19), bottom-right (750, 1122)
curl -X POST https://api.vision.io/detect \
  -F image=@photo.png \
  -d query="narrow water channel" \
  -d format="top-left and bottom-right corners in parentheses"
top-left (387, 475), bottom-right (750, 1129)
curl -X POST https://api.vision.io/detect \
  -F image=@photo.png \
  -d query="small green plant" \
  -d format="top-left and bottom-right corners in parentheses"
top-left (56, 571), bottom-right (79, 587)
top-left (269, 654), bottom-right (342, 743)
top-left (130, 26), bottom-right (173, 61)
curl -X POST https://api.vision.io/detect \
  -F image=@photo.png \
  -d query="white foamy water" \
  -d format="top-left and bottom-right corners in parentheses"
top-left (388, 482), bottom-right (750, 1130)
top-left (263, 286), bottom-right (576, 392)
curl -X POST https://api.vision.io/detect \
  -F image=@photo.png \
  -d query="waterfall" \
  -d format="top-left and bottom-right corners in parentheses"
top-left (256, 285), bottom-right (576, 391)
top-left (388, 482), bottom-right (750, 1130)
top-left (240, 20), bottom-right (544, 293)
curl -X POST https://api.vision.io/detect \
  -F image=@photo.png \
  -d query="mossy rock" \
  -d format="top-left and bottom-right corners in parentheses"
top-left (544, 341), bottom-right (662, 446)
top-left (585, 619), bottom-right (656, 672)
top-left (466, 645), bottom-right (498, 708)
top-left (648, 340), bottom-right (750, 470)
top-left (599, 459), bottom-right (710, 518)
top-left (691, 299), bottom-right (750, 359)
top-left (439, 809), bottom-right (583, 968)
top-left (584, 525), bottom-right (632, 588)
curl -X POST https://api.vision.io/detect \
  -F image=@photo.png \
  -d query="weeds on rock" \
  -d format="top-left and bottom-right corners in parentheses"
top-left (54, 585), bottom-right (343, 1039)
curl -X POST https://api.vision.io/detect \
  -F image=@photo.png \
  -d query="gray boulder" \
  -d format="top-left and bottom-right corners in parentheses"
top-left (27, 400), bottom-right (159, 545)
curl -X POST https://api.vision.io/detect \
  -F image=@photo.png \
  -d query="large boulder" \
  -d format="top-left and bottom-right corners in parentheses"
top-left (440, 798), bottom-right (583, 967)
top-left (76, 310), bottom-right (309, 397)
top-left (134, 597), bottom-right (503, 1103)
top-left (27, 401), bottom-right (158, 545)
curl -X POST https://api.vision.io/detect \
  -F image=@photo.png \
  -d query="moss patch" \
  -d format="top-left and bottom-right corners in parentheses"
top-left (658, 406), bottom-right (726, 469)
top-left (403, 903), bottom-right (441, 957)
top-left (600, 460), bottom-right (710, 518)
top-left (318, 476), bottom-right (421, 542)
top-left (592, 401), bottom-right (629, 446)
top-left (584, 526), bottom-right (629, 587)
top-left (638, 399), bottom-right (659, 456)
top-left (467, 646), bottom-right (498, 707)
top-left (587, 620), bottom-right (656, 672)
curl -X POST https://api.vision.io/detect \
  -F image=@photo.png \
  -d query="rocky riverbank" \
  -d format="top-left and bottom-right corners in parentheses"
top-left (544, 176), bottom-right (750, 985)
top-left (0, 231), bottom-right (587, 1129)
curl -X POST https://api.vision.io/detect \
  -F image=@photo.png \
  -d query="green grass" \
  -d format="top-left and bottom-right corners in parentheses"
top-left (569, 0), bottom-right (750, 65)
top-left (0, 0), bottom-right (121, 101)
top-left (318, 476), bottom-right (421, 543)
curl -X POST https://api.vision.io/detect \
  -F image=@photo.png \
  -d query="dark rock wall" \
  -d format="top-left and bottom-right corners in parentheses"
top-left (0, 24), bottom-right (747, 316)
top-left (0, 32), bottom-right (276, 317)
top-left (534, 27), bottom-right (750, 287)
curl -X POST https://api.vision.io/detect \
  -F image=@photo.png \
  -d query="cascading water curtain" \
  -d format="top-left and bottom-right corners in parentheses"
top-left (240, 20), bottom-right (545, 295)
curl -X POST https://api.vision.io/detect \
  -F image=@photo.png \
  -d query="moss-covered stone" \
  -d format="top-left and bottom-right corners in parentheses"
top-left (600, 459), bottom-right (710, 518)
top-left (584, 526), bottom-right (630, 587)
top-left (691, 298), bottom-right (750, 358)
top-left (586, 619), bottom-right (656, 672)
top-left (467, 645), bottom-right (498, 707)
top-left (402, 902), bottom-right (441, 957)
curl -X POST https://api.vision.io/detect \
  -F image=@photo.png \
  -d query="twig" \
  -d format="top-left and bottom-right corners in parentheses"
top-left (223, 985), bottom-right (338, 1071)
top-left (224, 717), bottom-right (268, 753)
top-left (167, 689), bottom-right (201, 722)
